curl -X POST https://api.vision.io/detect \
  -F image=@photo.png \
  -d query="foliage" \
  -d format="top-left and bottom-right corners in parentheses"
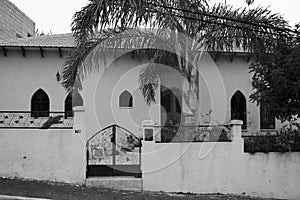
top-left (62, 0), bottom-right (293, 104)
top-left (249, 36), bottom-right (300, 122)
top-left (35, 29), bottom-right (52, 36)
top-left (160, 125), bottom-right (231, 143)
top-left (245, 0), bottom-right (254, 6)
top-left (249, 21), bottom-right (300, 122)
top-left (244, 122), bottom-right (300, 153)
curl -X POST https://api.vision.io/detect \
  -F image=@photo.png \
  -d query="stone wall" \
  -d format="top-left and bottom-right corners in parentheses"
top-left (0, 0), bottom-right (35, 39)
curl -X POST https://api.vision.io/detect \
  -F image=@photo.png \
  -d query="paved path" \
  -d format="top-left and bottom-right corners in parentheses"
top-left (0, 178), bottom-right (280, 200)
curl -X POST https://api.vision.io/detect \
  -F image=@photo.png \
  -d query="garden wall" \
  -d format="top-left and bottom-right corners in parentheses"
top-left (142, 121), bottom-right (300, 200)
top-left (0, 107), bottom-right (86, 184)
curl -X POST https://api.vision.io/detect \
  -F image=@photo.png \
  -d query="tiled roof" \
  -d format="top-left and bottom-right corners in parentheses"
top-left (0, 32), bottom-right (251, 54)
top-left (0, 33), bottom-right (75, 48)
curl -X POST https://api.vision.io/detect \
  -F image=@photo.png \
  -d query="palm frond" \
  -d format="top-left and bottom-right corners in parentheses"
top-left (139, 63), bottom-right (161, 105)
top-left (62, 28), bottom-right (174, 90)
top-left (64, 0), bottom-right (297, 104)
top-left (62, 28), bottom-right (124, 90)
top-left (201, 3), bottom-right (291, 53)
top-left (71, 0), bottom-right (157, 43)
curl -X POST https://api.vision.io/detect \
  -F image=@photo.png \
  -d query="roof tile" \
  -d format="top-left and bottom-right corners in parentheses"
top-left (0, 33), bottom-right (75, 48)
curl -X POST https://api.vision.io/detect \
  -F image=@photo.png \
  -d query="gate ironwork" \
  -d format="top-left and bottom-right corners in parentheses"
top-left (86, 124), bottom-right (142, 177)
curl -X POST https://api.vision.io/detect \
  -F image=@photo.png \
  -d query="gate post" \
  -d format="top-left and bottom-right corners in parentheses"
top-left (73, 106), bottom-right (86, 184)
top-left (142, 120), bottom-right (156, 142)
top-left (73, 106), bottom-right (86, 145)
top-left (229, 120), bottom-right (244, 155)
top-left (229, 120), bottom-right (243, 142)
top-left (141, 120), bottom-right (156, 175)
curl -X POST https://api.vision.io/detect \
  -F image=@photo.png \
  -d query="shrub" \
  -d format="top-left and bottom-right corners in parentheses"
top-left (244, 122), bottom-right (300, 153)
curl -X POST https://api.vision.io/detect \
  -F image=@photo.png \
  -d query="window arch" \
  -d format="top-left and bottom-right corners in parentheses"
top-left (119, 90), bottom-right (133, 108)
top-left (31, 89), bottom-right (50, 117)
top-left (65, 92), bottom-right (73, 118)
top-left (64, 90), bottom-right (83, 118)
top-left (231, 90), bottom-right (247, 129)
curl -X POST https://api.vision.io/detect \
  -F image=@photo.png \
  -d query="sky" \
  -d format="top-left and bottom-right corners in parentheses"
top-left (8, 0), bottom-right (300, 34)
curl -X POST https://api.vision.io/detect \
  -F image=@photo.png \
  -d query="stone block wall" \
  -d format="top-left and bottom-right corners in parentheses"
top-left (0, 0), bottom-right (35, 39)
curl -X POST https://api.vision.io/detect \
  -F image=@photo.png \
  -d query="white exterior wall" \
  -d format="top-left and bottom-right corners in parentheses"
top-left (81, 51), bottom-right (160, 139)
top-left (0, 47), bottom-right (298, 198)
top-left (0, 48), bottom-right (276, 137)
top-left (199, 53), bottom-right (258, 131)
top-left (197, 52), bottom-right (280, 133)
top-left (0, 107), bottom-right (86, 184)
top-left (0, 48), bottom-right (160, 139)
top-left (142, 140), bottom-right (300, 199)
top-left (81, 51), bottom-right (266, 139)
top-left (213, 54), bottom-right (276, 132)
top-left (0, 48), bottom-right (69, 111)
top-left (0, 129), bottom-right (86, 184)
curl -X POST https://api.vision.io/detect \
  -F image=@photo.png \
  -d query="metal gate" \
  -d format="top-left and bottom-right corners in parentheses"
top-left (86, 124), bottom-right (142, 177)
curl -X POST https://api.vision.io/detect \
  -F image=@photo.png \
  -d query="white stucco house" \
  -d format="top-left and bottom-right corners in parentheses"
top-left (1, 1), bottom-right (300, 198)
top-left (0, 33), bottom-right (279, 137)
top-left (1, 31), bottom-right (300, 200)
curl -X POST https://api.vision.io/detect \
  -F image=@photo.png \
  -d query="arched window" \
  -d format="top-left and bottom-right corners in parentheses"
top-left (231, 91), bottom-right (247, 129)
top-left (64, 90), bottom-right (84, 118)
top-left (119, 90), bottom-right (133, 108)
top-left (65, 92), bottom-right (73, 118)
top-left (31, 89), bottom-right (50, 117)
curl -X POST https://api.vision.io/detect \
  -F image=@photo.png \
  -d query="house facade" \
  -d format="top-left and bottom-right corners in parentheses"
top-left (0, 33), bottom-right (279, 139)
top-left (0, 2), bottom-right (300, 199)
top-left (0, 29), bottom-right (299, 200)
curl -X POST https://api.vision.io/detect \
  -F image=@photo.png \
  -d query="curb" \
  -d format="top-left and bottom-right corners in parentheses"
top-left (0, 195), bottom-right (50, 200)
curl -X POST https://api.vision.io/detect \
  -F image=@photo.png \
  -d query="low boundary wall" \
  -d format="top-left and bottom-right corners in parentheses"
top-left (142, 120), bottom-right (300, 200)
top-left (0, 107), bottom-right (86, 184)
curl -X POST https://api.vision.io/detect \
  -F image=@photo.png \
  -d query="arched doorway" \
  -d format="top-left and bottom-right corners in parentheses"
top-left (161, 87), bottom-right (182, 141)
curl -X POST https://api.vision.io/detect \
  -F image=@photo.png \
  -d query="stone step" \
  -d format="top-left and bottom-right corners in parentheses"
top-left (86, 177), bottom-right (142, 191)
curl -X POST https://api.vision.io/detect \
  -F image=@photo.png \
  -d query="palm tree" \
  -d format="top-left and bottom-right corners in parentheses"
top-left (62, 0), bottom-right (294, 111)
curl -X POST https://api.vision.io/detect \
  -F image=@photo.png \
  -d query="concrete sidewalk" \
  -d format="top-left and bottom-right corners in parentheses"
top-left (0, 178), bottom-right (279, 200)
